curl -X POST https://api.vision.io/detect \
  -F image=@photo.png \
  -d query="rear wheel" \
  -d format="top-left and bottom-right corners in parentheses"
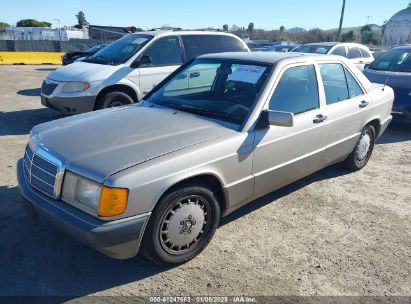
top-left (343, 124), bottom-right (375, 171)
top-left (141, 185), bottom-right (220, 265)
top-left (95, 91), bottom-right (134, 110)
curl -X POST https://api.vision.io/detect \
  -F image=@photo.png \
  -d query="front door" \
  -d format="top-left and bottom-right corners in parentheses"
top-left (138, 36), bottom-right (184, 96)
top-left (252, 64), bottom-right (328, 196)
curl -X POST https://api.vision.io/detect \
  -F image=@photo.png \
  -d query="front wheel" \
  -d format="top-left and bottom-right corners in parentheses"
top-left (95, 91), bottom-right (134, 110)
top-left (343, 124), bottom-right (375, 171)
top-left (141, 185), bottom-right (220, 265)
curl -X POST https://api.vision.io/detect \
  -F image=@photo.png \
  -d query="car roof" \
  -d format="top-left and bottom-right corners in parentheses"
top-left (133, 30), bottom-right (238, 37)
top-left (198, 51), bottom-right (343, 64)
top-left (392, 45), bottom-right (411, 51)
top-left (303, 42), bottom-right (339, 47)
top-left (302, 42), bottom-right (369, 49)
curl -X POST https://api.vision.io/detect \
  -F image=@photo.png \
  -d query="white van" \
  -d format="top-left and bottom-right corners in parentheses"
top-left (41, 31), bottom-right (250, 114)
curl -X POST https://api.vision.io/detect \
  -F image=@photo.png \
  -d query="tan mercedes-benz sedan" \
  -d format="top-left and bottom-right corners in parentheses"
top-left (18, 52), bottom-right (394, 264)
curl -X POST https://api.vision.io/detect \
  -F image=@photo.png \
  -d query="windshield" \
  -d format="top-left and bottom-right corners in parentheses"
top-left (85, 34), bottom-right (153, 65)
top-left (88, 44), bottom-right (104, 53)
top-left (145, 59), bottom-right (272, 125)
top-left (293, 45), bottom-right (331, 54)
top-left (369, 49), bottom-right (411, 73)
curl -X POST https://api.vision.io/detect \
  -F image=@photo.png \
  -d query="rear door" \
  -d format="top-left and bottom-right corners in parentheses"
top-left (137, 36), bottom-right (184, 96)
top-left (318, 62), bottom-right (370, 164)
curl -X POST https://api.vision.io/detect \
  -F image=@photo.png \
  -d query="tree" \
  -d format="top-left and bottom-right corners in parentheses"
top-left (75, 11), bottom-right (89, 29)
top-left (341, 30), bottom-right (356, 42)
top-left (279, 25), bottom-right (285, 33)
top-left (337, 0), bottom-right (346, 41)
top-left (230, 24), bottom-right (239, 32)
top-left (0, 22), bottom-right (10, 28)
top-left (361, 24), bottom-right (372, 33)
top-left (223, 24), bottom-right (229, 32)
top-left (247, 22), bottom-right (255, 36)
top-left (16, 19), bottom-right (51, 27)
top-left (360, 26), bottom-right (381, 45)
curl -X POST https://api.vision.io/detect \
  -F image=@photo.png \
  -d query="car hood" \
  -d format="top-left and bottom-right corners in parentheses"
top-left (32, 106), bottom-right (237, 183)
top-left (47, 61), bottom-right (124, 82)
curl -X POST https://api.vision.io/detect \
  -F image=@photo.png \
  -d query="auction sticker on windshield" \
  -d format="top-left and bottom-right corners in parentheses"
top-left (228, 65), bottom-right (267, 83)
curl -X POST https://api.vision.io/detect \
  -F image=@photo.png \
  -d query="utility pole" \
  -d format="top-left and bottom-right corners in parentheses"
top-left (12, 24), bottom-right (16, 51)
top-left (366, 16), bottom-right (371, 25)
top-left (337, 0), bottom-right (346, 42)
top-left (53, 18), bottom-right (62, 52)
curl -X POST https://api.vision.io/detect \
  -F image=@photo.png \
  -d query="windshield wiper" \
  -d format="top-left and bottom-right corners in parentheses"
top-left (87, 55), bottom-right (114, 65)
top-left (174, 104), bottom-right (243, 124)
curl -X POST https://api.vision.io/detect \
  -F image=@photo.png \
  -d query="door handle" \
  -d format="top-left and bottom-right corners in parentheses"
top-left (189, 72), bottom-right (200, 78)
top-left (313, 114), bottom-right (327, 124)
top-left (359, 100), bottom-right (369, 108)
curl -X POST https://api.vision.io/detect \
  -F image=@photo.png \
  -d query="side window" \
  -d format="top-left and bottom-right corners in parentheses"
top-left (319, 63), bottom-right (349, 105)
top-left (141, 36), bottom-right (182, 66)
top-left (182, 35), bottom-right (247, 61)
top-left (331, 46), bottom-right (347, 57)
top-left (344, 68), bottom-right (364, 98)
top-left (269, 65), bottom-right (319, 115)
top-left (360, 48), bottom-right (372, 58)
top-left (347, 47), bottom-right (362, 59)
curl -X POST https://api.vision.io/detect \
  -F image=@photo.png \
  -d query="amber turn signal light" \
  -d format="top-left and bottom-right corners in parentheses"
top-left (98, 186), bottom-right (128, 217)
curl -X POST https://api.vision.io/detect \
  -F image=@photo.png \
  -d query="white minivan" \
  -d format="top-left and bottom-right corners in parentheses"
top-left (41, 31), bottom-right (249, 114)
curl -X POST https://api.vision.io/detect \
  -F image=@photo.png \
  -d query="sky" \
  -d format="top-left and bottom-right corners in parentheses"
top-left (1, 0), bottom-right (410, 30)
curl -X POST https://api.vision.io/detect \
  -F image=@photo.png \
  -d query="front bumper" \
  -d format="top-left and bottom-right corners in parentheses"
top-left (17, 159), bottom-right (150, 259)
top-left (41, 94), bottom-right (96, 115)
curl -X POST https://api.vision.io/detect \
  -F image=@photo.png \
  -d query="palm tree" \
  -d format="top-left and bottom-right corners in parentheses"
top-left (337, 0), bottom-right (346, 41)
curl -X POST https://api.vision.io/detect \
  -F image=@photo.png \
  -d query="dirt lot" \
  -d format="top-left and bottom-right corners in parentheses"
top-left (0, 65), bottom-right (410, 298)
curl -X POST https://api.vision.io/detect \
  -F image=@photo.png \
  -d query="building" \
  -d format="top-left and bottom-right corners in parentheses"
top-left (0, 26), bottom-right (88, 41)
top-left (383, 3), bottom-right (411, 47)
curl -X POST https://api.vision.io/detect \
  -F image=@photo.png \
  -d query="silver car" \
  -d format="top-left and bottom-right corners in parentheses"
top-left (18, 52), bottom-right (394, 264)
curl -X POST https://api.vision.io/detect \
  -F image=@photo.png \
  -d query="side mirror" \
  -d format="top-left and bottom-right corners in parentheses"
top-left (258, 110), bottom-right (294, 128)
top-left (130, 55), bottom-right (152, 68)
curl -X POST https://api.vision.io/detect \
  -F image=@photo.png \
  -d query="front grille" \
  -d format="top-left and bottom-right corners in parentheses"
top-left (23, 145), bottom-right (61, 198)
top-left (41, 81), bottom-right (58, 95)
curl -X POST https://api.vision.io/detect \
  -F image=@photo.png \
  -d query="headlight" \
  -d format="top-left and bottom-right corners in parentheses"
top-left (62, 171), bottom-right (128, 217)
top-left (62, 81), bottom-right (90, 93)
top-left (62, 171), bottom-right (101, 211)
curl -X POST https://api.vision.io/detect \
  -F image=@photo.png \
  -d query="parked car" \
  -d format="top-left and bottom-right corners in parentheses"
top-left (62, 44), bottom-right (107, 66)
top-left (293, 42), bottom-right (374, 70)
top-left (263, 44), bottom-right (300, 52)
top-left (363, 45), bottom-right (411, 122)
top-left (41, 31), bottom-right (249, 115)
top-left (19, 52), bottom-right (393, 264)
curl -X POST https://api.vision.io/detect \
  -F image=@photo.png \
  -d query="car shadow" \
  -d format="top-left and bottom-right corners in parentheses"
top-left (0, 108), bottom-right (64, 136)
top-left (35, 68), bottom-right (58, 71)
top-left (221, 163), bottom-right (350, 226)
top-left (17, 88), bottom-right (41, 97)
top-left (376, 122), bottom-right (411, 145)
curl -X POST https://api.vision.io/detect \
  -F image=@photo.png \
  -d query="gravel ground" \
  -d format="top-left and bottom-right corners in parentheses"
top-left (0, 65), bottom-right (410, 299)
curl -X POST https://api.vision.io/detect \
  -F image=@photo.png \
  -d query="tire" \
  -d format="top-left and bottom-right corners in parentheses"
top-left (343, 124), bottom-right (376, 171)
top-left (95, 91), bottom-right (134, 110)
top-left (141, 184), bottom-right (221, 265)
